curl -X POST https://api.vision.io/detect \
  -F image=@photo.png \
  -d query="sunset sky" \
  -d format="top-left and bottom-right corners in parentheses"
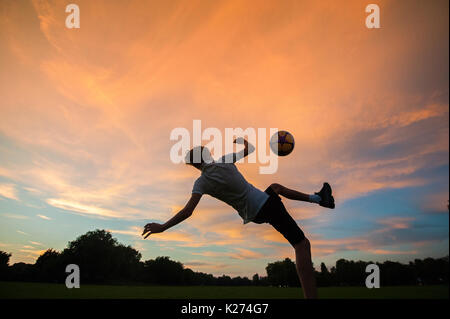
top-left (0, 0), bottom-right (448, 277)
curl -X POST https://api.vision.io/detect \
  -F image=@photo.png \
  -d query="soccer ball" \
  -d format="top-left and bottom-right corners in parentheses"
top-left (270, 130), bottom-right (295, 156)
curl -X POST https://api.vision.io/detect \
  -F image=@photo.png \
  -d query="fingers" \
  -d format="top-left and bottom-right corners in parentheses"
top-left (142, 229), bottom-right (152, 239)
top-left (142, 223), bottom-right (152, 238)
top-left (142, 223), bottom-right (153, 234)
top-left (142, 222), bottom-right (162, 239)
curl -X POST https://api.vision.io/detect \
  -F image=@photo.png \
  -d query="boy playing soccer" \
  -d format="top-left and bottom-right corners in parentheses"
top-left (142, 138), bottom-right (335, 299)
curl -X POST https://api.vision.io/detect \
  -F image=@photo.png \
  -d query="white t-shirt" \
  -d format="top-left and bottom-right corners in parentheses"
top-left (191, 151), bottom-right (269, 224)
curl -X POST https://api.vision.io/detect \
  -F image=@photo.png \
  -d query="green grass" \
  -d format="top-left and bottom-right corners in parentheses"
top-left (0, 282), bottom-right (448, 299)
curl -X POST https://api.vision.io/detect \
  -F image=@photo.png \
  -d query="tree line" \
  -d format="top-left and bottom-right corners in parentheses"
top-left (0, 229), bottom-right (448, 287)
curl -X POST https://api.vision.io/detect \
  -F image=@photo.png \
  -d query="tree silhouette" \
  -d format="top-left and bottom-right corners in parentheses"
top-left (0, 251), bottom-right (11, 280)
top-left (1, 230), bottom-right (448, 287)
top-left (142, 256), bottom-right (184, 285)
top-left (61, 229), bottom-right (142, 283)
top-left (35, 249), bottom-right (63, 282)
top-left (266, 258), bottom-right (300, 287)
top-left (252, 273), bottom-right (260, 285)
top-left (317, 262), bottom-right (333, 286)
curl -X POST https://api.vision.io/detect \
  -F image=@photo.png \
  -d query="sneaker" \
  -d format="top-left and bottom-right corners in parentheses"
top-left (316, 182), bottom-right (335, 209)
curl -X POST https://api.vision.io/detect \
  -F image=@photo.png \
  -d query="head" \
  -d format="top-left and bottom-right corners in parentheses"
top-left (184, 146), bottom-right (213, 170)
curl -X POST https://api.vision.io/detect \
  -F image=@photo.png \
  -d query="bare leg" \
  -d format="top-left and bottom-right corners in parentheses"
top-left (270, 183), bottom-right (311, 202)
top-left (294, 238), bottom-right (318, 299)
top-left (267, 183), bottom-right (327, 298)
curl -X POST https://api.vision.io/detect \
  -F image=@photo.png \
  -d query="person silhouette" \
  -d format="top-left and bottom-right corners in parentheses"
top-left (143, 138), bottom-right (335, 299)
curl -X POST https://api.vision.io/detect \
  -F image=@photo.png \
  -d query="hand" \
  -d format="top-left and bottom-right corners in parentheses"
top-left (142, 223), bottom-right (165, 239)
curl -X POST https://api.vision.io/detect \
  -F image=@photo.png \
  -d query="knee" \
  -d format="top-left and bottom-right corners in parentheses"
top-left (269, 183), bottom-right (282, 194)
top-left (294, 237), bottom-right (311, 252)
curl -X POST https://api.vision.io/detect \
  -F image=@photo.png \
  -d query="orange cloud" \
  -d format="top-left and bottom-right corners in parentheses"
top-left (377, 217), bottom-right (415, 230)
top-left (36, 214), bottom-right (51, 220)
top-left (191, 248), bottom-right (265, 260)
top-left (0, 0), bottom-right (447, 274)
top-left (228, 248), bottom-right (265, 260)
top-left (18, 248), bottom-right (47, 256)
top-left (109, 226), bottom-right (197, 243)
top-left (0, 184), bottom-right (19, 201)
top-left (47, 198), bottom-right (125, 219)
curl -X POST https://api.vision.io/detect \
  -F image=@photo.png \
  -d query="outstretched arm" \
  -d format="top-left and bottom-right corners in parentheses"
top-left (234, 137), bottom-right (255, 158)
top-left (219, 137), bottom-right (255, 163)
top-left (142, 193), bottom-right (202, 239)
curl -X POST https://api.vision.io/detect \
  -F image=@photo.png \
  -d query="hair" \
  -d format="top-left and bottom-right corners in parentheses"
top-left (185, 146), bottom-right (212, 169)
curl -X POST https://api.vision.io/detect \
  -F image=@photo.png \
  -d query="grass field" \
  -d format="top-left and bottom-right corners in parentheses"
top-left (0, 282), bottom-right (448, 299)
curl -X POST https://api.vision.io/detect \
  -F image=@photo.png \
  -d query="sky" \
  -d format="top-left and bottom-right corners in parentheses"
top-left (0, 0), bottom-right (448, 277)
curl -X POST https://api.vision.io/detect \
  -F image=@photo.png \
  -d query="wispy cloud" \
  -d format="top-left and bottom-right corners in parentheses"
top-left (47, 198), bottom-right (126, 219)
top-left (0, 0), bottom-right (447, 275)
top-left (192, 248), bottom-right (265, 260)
top-left (28, 241), bottom-right (44, 247)
top-left (36, 214), bottom-right (51, 220)
top-left (2, 213), bottom-right (29, 219)
top-left (18, 248), bottom-right (46, 256)
top-left (228, 248), bottom-right (265, 260)
top-left (108, 226), bottom-right (197, 243)
top-left (377, 217), bottom-right (416, 230)
top-left (0, 184), bottom-right (19, 201)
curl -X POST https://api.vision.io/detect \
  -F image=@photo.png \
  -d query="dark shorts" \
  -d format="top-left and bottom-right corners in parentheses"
top-left (252, 186), bottom-right (306, 247)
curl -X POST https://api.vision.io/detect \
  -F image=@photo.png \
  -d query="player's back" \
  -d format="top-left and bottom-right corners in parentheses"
top-left (192, 161), bottom-right (268, 223)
